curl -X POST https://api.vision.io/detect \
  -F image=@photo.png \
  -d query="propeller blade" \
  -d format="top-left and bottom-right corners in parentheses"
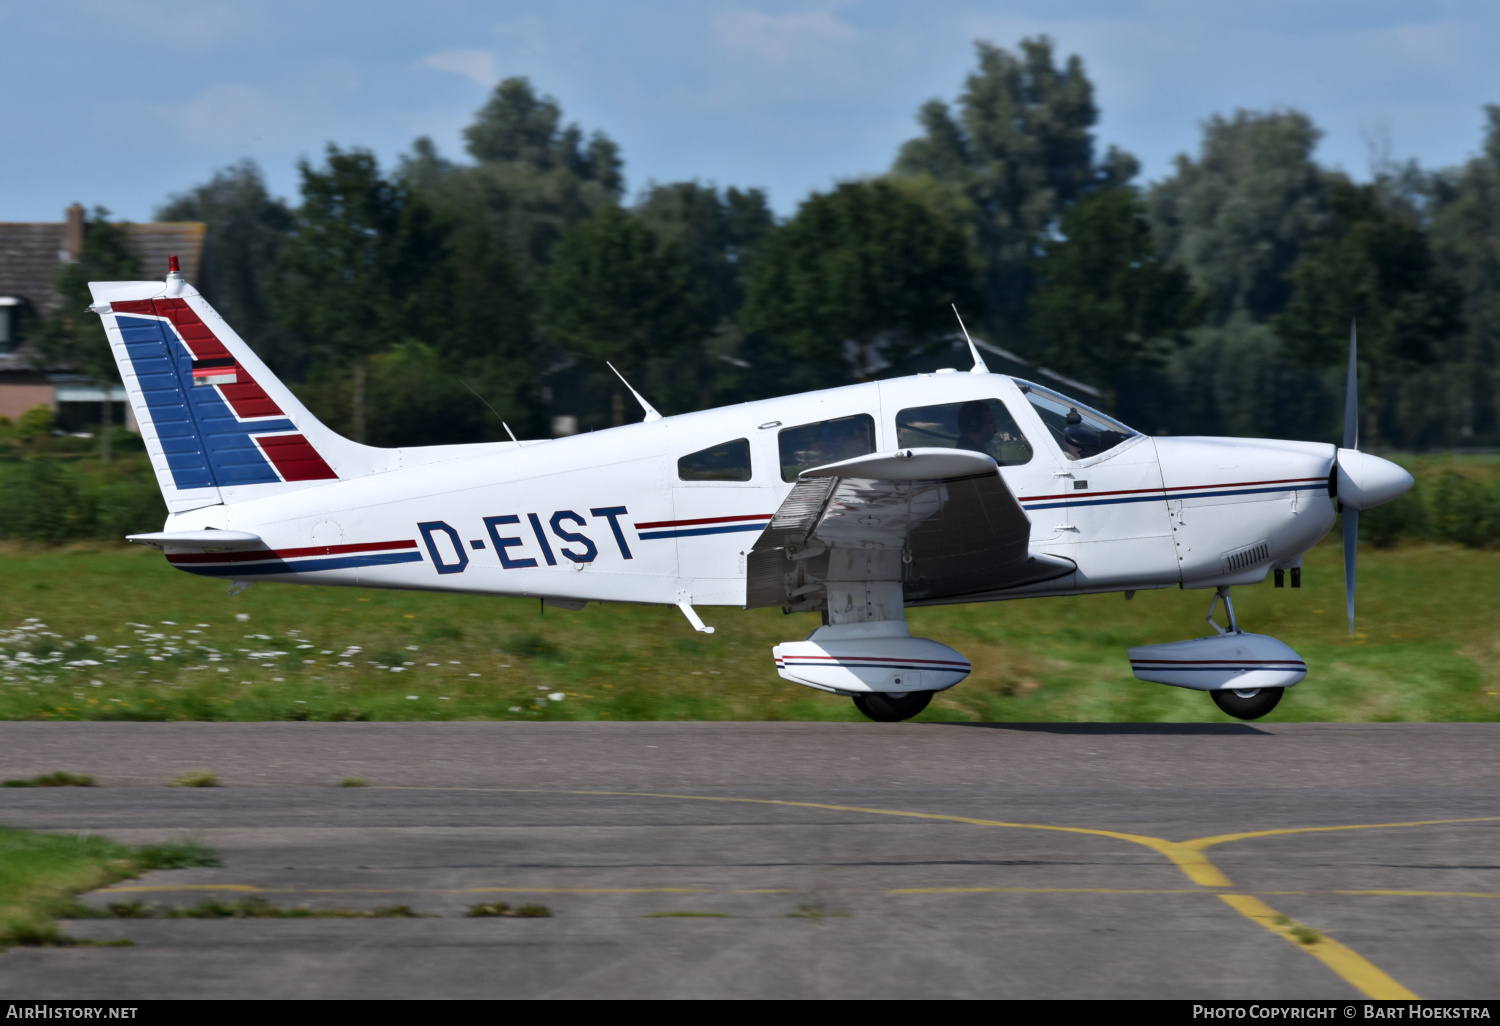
top-left (1343, 507), bottom-right (1358, 636)
top-left (1344, 320), bottom-right (1359, 451)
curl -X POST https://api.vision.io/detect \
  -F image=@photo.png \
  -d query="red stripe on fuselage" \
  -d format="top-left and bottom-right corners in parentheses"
top-left (634, 513), bottom-right (774, 530)
top-left (165, 540), bottom-right (418, 565)
top-left (1020, 476), bottom-right (1328, 504)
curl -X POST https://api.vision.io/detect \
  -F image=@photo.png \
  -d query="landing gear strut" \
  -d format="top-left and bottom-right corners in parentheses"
top-left (852, 691), bottom-right (934, 722)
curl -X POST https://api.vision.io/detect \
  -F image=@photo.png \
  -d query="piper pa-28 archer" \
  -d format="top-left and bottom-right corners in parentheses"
top-left (91, 259), bottom-right (1413, 722)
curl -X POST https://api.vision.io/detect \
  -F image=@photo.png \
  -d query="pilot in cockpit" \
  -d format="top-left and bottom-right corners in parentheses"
top-left (955, 400), bottom-right (998, 454)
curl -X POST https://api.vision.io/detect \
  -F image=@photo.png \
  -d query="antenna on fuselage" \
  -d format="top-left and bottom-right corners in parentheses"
top-left (952, 305), bottom-right (989, 374)
top-left (461, 379), bottom-right (519, 442)
top-left (606, 361), bottom-right (663, 423)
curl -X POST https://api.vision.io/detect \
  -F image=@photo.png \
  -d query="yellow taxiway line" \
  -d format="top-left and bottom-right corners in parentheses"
top-left (371, 787), bottom-right (1500, 998)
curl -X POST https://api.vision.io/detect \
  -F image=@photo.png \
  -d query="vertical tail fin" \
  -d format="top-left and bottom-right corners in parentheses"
top-left (89, 264), bottom-right (382, 513)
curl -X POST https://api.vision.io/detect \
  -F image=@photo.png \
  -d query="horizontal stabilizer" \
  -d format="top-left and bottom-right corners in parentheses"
top-left (126, 530), bottom-right (264, 551)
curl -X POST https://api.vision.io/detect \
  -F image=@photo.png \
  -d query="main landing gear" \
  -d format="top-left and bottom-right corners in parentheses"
top-left (1210, 687), bottom-right (1284, 720)
top-left (852, 690), bottom-right (934, 723)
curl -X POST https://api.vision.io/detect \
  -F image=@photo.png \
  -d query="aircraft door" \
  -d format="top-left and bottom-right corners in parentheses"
top-left (1012, 383), bottom-right (1177, 588)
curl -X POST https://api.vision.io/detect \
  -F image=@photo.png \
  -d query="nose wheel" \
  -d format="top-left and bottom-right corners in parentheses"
top-left (852, 691), bottom-right (934, 722)
top-left (1210, 687), bottom-right (1284, 720)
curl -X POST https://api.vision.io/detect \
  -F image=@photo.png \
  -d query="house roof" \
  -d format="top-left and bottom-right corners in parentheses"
top-left (0, 220), bottom-right (204, 318)
top-left (0, 217), bottom-right (204, 374)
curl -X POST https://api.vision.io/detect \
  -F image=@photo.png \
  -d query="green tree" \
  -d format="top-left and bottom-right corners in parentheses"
top-left (741, 180), bottom-right (980, 391)
top-left (1277, 180), bottom-right (1464, 446)
top-left (157, 161), bottom-right (295, 373)
top-left (276, 147), bottom-right (449, 443)
top-left (402, 78), bottom-right (624, 283)
top-left (1030, 189), bottom-right (1200, 409)
top-left (540, 207), bottom-right (714, 425)
top-left (1427, 105), bottom-right (1500, 444)
top-left (891, 38), bottom-right (1136, 350)
top-left (1147, 110), bottom-right (1330, 324)
top-left (33, 208), bottom-right (141, 463)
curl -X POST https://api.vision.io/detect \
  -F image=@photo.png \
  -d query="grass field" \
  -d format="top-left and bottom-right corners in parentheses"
top-left (0, 538), bottom-right (1495, 723)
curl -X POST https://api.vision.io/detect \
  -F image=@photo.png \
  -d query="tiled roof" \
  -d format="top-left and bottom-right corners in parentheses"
top-left (0, 221), bottom-right (204, 318)
top-left (0, 220), bottom-right (204, 373)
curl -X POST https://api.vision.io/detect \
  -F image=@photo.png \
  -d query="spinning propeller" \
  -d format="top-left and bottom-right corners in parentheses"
top-left (1334, 321), bottom-right (1415, 636)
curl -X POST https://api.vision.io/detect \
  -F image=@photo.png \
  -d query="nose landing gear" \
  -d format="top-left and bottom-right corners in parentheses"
top-left (852, 690), bottom-right (935, 723)
top-left (1126, 586), bottom-right (1305, 721)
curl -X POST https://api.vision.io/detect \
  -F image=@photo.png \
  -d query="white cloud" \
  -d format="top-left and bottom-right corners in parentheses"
top-left (420, 49), bottom-right (498, 89)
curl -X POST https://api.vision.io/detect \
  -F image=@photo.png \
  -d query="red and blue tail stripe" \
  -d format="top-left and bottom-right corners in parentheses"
top-left (166, 540), bottom-right (422, 577)
top-left (112, 298), bottom-right (336, 489)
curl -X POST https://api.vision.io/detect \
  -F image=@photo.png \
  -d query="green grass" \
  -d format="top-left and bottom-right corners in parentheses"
top-left (2, 771), bottom-right (95, 788)
top-left (87, 897), bottom-right (425, 919)
top-left (0, 829), bottom-right (212, 948)
top-left (0, 538), bottom-right (1495, 723)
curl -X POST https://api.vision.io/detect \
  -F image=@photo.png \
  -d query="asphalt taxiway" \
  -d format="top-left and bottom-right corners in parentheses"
top-left (0, 722), bottom-right (1495, 999)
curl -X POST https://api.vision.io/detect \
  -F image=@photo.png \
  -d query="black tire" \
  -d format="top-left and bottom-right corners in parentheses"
top-left (852, 691), bottom-right (934, 722)
top-left (1210, 687), bottom-right (1284, 720)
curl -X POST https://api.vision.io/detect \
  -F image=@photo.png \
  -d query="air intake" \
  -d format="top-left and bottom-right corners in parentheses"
top-left (1221, 541), bottom-right (1270, 574)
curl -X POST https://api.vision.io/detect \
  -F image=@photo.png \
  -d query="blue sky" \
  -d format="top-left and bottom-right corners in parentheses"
top-left (4, 0), bottom-right (1499, 222)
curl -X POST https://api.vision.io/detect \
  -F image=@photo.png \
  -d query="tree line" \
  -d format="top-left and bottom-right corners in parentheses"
top-left (39, 38), bottom-right (1500, 450)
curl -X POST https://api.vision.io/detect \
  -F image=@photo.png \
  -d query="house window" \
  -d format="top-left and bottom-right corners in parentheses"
top-left (0, 300), bottom-right (15, 354)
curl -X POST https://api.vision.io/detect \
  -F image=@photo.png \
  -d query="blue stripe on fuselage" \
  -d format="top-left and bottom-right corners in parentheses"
top-left (638, 522), bottom-right (769, 540)
top-left (1022, 482), bottom-right (1328, 511)
top-left (171, 551), bottom-right (424, 578)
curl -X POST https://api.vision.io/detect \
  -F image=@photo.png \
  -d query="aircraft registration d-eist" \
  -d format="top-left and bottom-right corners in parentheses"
top-left (91, 260), bottom-right (1413, 722)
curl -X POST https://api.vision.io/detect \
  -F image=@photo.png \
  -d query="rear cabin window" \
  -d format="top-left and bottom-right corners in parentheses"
top-left (678, 438), bottom-right (752, 482)
top-left (896, 399), bottom-right (1033, 466)
top-left (778, 414), bottom-right (876, 482)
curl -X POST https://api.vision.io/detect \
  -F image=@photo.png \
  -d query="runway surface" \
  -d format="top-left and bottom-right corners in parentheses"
top-left (0, 721), bottom-right (1496, 999)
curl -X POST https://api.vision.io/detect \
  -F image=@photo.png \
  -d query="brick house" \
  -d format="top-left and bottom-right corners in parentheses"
top-left (0, 203), bottom-right (204, 432)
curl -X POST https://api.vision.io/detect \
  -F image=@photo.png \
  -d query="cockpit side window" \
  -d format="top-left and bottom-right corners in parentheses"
top-left (778, 414), bottom-right (876, 482)
top-left (1016, 380), bottom-right (1138, 461)
top-left (678, 438), bottom-right (752, 482)
top-left (896, 399), bottom-right (1033, 466)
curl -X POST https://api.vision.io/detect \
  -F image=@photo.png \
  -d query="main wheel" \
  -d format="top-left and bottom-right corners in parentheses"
top-left (852, 690), bottom-right (934, 722)
top-left (1210, 687), bottom-right (1284, 720)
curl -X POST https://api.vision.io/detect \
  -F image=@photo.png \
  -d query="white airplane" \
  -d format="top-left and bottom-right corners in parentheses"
top-left (89, 260), bottom-right (1413, 722)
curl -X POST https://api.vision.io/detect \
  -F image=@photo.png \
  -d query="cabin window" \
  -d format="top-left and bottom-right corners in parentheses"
top-left (1017, 380), bottom-right (1138, 460)
top-left (678, 438), bottom-right (752, 482)
top-left (778, 414), bottom-right (876, 482)
top-left (896, 399), bottom-right (1033, 466)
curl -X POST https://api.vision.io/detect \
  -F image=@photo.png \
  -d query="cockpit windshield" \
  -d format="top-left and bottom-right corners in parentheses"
top-left (1016, 380), bottom-right (1138, 461)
